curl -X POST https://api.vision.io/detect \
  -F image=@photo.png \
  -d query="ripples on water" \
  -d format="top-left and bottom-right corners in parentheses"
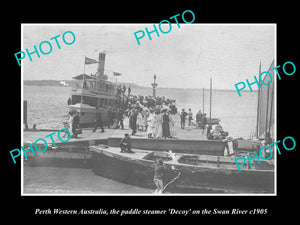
top-left (23, 166), bottom-right (151, 194)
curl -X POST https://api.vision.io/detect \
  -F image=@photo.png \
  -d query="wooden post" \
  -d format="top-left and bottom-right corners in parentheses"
top-left (209, 78), bottom-right (212, 124)
top-left (256, 62), bottom-right (261, 139)
top-left (24, 100), bottom-right (28, 130)
top-left (202, 88), bottom-right (204, 113)
top-left (81, 57), bottom-right (86, 104)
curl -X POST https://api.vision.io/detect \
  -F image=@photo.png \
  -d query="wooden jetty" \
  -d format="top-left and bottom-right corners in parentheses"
top-left (108, 119), bottom-right (226, 156)
top-left (23, 119), bottom-right (226, 167)
top-left (23, 128), bottom-right (113, 168)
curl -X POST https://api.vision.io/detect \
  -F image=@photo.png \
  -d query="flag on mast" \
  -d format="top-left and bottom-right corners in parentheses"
top-left (85, 57), bottom-right (98, 64)
top-left (113, 72), bottom-right (122, 76)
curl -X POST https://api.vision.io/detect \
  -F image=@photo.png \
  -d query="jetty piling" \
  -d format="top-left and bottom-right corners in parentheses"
top-left (24, 100), bottom-right (28, 130)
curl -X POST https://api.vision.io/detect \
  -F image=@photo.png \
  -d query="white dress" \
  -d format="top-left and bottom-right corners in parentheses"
top-left (155, 114), bottom-right (163, 138)
top-left (147, 113), bottom-right (155, 136)
top-left (169, 114), bottom-right (176, 137)
top-left (137, 112), bottom-right (144, 130)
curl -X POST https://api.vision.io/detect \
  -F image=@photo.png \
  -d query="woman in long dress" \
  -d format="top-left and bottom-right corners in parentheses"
top-left (68, 111), bottom-right (73, 132)
top-left (155, 112), bottom-right (163, 138)
top-left (143, 108), bottom-right (150, 132)
top-left (169, 113), bottom-right (176, 138)
top-left (162, 112), bottom-right (170, 138)
top-left (137, 111), bottom-right (144, 131)
top-left (147, 110), bottom-right (155, 138)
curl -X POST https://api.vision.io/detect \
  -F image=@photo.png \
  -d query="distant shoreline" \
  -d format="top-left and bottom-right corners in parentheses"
top-left (23, 80), bottom-right (141, 88)
top-left (23, 80), bottom-right (255, 92)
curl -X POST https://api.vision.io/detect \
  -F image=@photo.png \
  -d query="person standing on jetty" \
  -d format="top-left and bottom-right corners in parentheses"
top-left (201, 113), bottom-right (208, 134)
top-left (162, 110), bottom-right (171, 138)
top-left (93, 107), bottom-right (105, 133)
top-left (180, 108), bottom-right (188, 129)
top-left (147, 109), bottom-right (155, 138)
top-left (169, 111), bottom-right (176, 137)
top-left (116, 108), bottom-right (124, 130)
top-left (155, 111), bottom-right (163, 138)
top-left (196, 110), bottom-right (203, 127)
top-left (71, 111), bottom-right (80, 138)
top-left (107, 106), bottom-right (114, 129)
top-left (129, 108), bottom-right (138, 135)
top-left (188, 109), bottom-right (193, 126)
top-left (128, 86), bottom-right (131, 96)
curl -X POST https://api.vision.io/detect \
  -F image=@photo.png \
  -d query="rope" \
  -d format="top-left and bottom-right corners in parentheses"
top-left (162, 171), bottom-right (181, 193)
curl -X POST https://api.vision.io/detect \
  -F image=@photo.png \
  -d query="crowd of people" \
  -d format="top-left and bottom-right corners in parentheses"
top-left (67, 84), bottom-right (179, 139)
top-left (115, 85), bottom-right (178, 116)
top-left (67, 84), bottom-right (231, 143)
top-left (124, 100), bottom-right (177, 139)
top-left (110, 85), bottom-right (179, 138)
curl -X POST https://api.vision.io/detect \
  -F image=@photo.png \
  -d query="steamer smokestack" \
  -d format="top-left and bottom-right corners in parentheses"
top-left (97, 52), bottom-right (106, 78)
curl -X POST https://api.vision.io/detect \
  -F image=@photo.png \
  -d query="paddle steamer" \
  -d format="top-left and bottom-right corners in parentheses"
top-left (68, 52), bottom-right (117, 127)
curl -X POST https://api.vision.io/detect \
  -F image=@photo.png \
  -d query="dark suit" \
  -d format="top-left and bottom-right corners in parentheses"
top-left (93, 111), bottom-right (104, 132)
top-left (116, 110), bottom-right (124, 130)
top-left (107, 109), bottom-right (115, 128)
top-left (129, 111), bottom-right (138, 135)
top-left (162, 114), bottom-right (170, 138)
top-left (180, 111), bottom-right (187, 129)
top-left (72, 114), bottom-right (80, 137)
top-left (120, 136), bottom-right (133, 153)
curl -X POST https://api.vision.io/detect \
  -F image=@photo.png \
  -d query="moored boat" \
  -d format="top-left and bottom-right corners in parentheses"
top-left (232, 60), bottom-right (275, 154)
top-left (90, 145), bottom-right (274, 194)
top-left (207, 118), bottom-right (221, 125)
top-left (68, 53), bottom-right (118, 127)
top-left (232, 138), bottom-right (261, 153)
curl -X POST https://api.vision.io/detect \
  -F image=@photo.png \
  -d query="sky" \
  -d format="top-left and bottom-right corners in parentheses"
top-left (22, 24), bottom-right (275, 90)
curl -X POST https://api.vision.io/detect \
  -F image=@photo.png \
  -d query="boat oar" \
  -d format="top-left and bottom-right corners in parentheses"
top-left (162, 171), bottom-right (181, 193)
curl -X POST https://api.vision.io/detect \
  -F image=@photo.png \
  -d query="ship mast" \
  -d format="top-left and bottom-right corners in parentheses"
top-left (209, 77), bottom-right (212, 124)
top-left (255, 62), bottom-right (261, 139)
top-left (202, 87), bottom-right (205, 113)
top-left (81, 57), bottom-right (86, 104)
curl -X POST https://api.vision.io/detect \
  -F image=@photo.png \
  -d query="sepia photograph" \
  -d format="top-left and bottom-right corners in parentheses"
top-left (21, 23), bottom-right (276, 195)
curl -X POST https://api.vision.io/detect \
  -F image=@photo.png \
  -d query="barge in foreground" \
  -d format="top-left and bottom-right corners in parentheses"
top-left (90, 145), bottom-right (274, 194)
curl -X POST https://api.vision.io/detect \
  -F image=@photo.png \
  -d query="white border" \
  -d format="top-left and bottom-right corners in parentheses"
top-left (21, 23), bottom-right (277, 196)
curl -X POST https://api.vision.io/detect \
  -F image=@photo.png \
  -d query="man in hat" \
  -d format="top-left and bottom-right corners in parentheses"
top-left (107, 106), bottom-right (115, 129)
top-left (120, 133), bottom-right (134, 153)
top-left (129, 108), bottom-right (138, 135)
top-left (116, 108), bottom-right (124, 130)
top-left (162, 110), bottom-right (170, 138)
top-left (196, 110), bottom-right (203, 128)
top-left (201, 113), bottom-right (208, 133)
top-left (71, 111), bottom-right (80, 138)
top-left (93, 107), bottom-right (105, 133)
top-left (180, 108), bottom-right (188, 129)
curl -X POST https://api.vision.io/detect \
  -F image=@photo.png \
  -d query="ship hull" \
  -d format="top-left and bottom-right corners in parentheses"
top-left (91, 147), bottom-right (274, 194)
top-left (68, 103), bottom-right (111, 127)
